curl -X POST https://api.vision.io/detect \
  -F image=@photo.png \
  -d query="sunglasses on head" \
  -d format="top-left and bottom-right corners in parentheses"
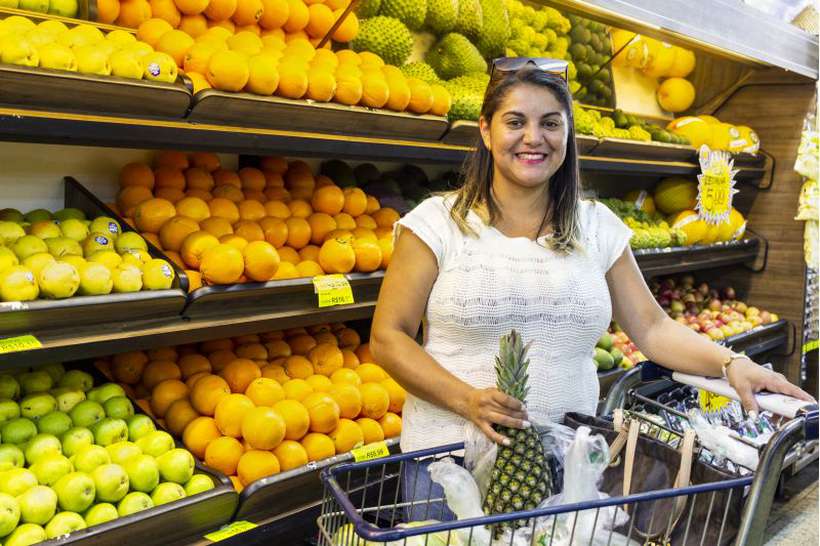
top-left (490, 57), bottom-right (569, 80)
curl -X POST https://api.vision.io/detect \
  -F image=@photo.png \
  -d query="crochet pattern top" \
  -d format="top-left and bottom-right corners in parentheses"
top-left (394, 195), bottom-right (632, 452)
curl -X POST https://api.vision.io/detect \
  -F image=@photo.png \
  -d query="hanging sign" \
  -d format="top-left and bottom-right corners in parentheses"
top-left (696, 145), bottom-right (738, 225)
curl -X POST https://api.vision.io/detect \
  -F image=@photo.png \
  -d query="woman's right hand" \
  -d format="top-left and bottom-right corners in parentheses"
top-left (462, 387), bottom-right (530, 445)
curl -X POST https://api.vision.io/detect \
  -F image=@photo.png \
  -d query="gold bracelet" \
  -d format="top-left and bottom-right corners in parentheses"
top-left (721, 352), bottom-right (748, 379)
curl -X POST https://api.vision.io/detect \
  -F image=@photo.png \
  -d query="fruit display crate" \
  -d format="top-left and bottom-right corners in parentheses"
top-left (634, 237), bottom-right (762, 277)
top-left (187, 91), bottom-right (450, 142)
top-left (0, 178), bottom-right (187, 336)
top-left (0, 64), bottom-right (192, 119)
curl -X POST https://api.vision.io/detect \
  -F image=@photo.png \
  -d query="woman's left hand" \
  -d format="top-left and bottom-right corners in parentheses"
top-left (726, 357), bottom-right (816, 416)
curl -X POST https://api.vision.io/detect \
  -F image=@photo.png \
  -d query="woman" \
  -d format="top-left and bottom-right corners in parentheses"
top-left (371, 59), bottom-right (812, 457)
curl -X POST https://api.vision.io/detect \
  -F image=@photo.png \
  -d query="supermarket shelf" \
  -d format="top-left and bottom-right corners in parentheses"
top-left (635, 238), bottom-right (761, 278)
top-left (598, 366), bottom-right (627, 396)
top-left (721, 319), bottom-right (791, 357)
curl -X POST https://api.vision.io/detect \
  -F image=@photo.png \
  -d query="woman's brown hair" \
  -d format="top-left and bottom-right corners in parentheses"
top-left (449, 67), bottom-right (582, 252)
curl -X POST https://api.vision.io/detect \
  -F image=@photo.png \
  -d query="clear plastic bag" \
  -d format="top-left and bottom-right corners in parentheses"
top-left (688, 411), bottom-right (762, 470)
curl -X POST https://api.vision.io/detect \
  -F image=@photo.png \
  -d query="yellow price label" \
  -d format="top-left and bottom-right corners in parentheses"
top-left (204, 521), bottom-right (258, 542)
top-left (351, 441), bottom-right (390, 462)
top-left (312, 274), bottom-right (354, 308)
top-left (699, 390), bottom-right (732, 414)
top-left (0, 335), bottom-right (41, 355)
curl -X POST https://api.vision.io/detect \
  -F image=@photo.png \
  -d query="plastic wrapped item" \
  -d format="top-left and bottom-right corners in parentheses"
top-left (688, 411), bottom-right (763, 470)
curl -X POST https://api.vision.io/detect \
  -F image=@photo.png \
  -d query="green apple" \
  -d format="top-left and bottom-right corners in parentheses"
top-left (17, 485), bottom-right (57, 525)
top-left (87, 383), bottom-right (125, 404)
top-left (37, 411), bottom-right (72, 437)
top-left (83, 502), bottom-right (118, 526)
top-left (114, 232), bottom-right (148, 253)
top-left (0, 445), bottom-right (24, 471)
top-left (72, 445), bottom-right (109, 474)
top-left (54, 472), bottom-right (95, 513)
top-left (0, 222), bottom-right (25, 246)
top-left (18, 371), bottom-right (53, 396)
top-left (88, 217), bottom-right (121, 240)
top-left (0, 399), bottom-right (21, 423)
top-left (12, 236), bottom-right (47, 261)
top-left (53, 209), bottom-right (84, 222)
top-left (0, 468), bottom-right (36, 496)
top-left (47, 0), bottom-right (78, 17)
top-left (0, 209), bottom-right (23, 223)
top-left (23, 210), bottom-right (51, 223)
top-left (28, 221), bottom-right (60, 240)
top-left (122, 455), bottom-right (159, 493)
top-left (20, 393), bottom-right (57, 421)
top-left (60, 427), bottom-right (93, 458)
top-left (60, 219), bottom-right (89, 242)
top-left (0, 266), bottom-right (39, 302)
top-left (90, 418), bottom-right (128, 446)
top-left (4, 523), bottom-right (46, 546)
top-left (69, 400), bottom-right (104, 428)
top-left (39, 364), bottom-right (65, 384)
top-left (103, 397), bottom-right (134, 419)
top-left (53, 389), bottom-right (86, 413)
top-left (156, 448), bottom-right (194, 485)
top-left (105, 441), bottom-right (142, 466)
top-left (30, 454), bottom-right (72, 486)
top-left (117, 491), bottom-right (152, 517)
top-left (183, 474), bottom-right (214, 497)
top-left (2, 418), bottom-right (37, 445)
top-left (18, 0), bottom-right (48, 12)
top-left (0, 492), bottom-right (20, 537)
top-left (150, 482), bottom-right (185, 506)
top-left (135, 431), bottom-right (174, 458)
top-left (24, 433), bottom-right (62, 465)
top-left (91, 464), bottom-right (129, 503)
top-left (45, 510), bottom-right (86, 538)
top-left (1, 38), bottom-right (39, 67)
top-left (0, 377), bottom-right (20, 401)
top-left (58, 370), bottom-right (93, 393)
top-left (125, 415), bottom-right (155, 442)
top-left (78, 262), bottom-right (113, 296)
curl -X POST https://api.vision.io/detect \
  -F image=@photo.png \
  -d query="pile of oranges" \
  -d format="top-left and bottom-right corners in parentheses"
top-left (96, 322), bottom-right (404, 491)
top-left (113, 151), bottom-right (399, 290)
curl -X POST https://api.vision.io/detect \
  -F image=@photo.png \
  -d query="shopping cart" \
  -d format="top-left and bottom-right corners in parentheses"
top-left (318, 363), bottom-right (818, 546)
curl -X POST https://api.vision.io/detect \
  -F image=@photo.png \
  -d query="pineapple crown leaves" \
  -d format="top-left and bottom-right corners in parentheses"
top-left (495, 329), bottom-right (531, 401)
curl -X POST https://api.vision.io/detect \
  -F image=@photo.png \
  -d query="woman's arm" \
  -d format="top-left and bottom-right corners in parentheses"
top-left (370, 229), bottom-right (527, 445)
top-left (607, 247), bottom-right (813, 413)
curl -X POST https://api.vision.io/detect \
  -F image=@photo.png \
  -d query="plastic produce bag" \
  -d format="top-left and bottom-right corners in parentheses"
top-left (427, 458), bottom-right (492, 546)
top-left (688, 411), bottom-right (762, 470)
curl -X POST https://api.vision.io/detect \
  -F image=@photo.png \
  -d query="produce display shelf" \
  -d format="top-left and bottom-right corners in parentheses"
top-left (720, 319), bottom-right (791, 357)
top-left (634, 237), bottom-right (761, 278)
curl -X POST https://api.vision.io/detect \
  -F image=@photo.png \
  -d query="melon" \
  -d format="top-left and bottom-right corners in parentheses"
top-left (653, 177), bottom-right (698, 214)
top-left (671, 210), bottom-right (707, 245)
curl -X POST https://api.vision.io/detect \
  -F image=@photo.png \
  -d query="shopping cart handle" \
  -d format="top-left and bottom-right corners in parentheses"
top-left (640, 361), bottom-right (674, 382)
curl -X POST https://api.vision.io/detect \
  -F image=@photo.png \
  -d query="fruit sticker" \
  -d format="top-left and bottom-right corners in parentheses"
top-left (696, 145), bottom-right (738, 225)
top-left (147, 63), bottom-right (161, 78)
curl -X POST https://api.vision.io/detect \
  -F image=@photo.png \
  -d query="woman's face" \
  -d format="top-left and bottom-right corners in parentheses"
top-left (479, 83), bottom-right (569, 190)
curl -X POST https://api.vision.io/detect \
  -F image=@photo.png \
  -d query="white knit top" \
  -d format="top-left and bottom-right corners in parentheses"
top-left (394, 195), bottom-right (632, 453)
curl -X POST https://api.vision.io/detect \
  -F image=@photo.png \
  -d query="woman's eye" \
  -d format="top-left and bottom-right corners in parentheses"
top-left (507, 119), bottom-right (523, 128)
top-left (543, 120), bottom-right (560, 128)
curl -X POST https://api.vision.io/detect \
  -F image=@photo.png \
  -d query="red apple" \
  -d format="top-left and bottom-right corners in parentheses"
top-left (759, 311), bottom-right (772, 323)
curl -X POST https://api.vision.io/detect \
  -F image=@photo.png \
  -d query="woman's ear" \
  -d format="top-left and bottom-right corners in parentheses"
top-left (479, 116), bottom-right (491, 150)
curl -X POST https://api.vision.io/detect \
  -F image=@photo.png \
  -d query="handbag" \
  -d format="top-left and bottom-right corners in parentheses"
top-left (562, 412), bottom-right (744, 546)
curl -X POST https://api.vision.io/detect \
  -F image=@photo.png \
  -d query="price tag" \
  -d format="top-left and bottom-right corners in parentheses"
top-left (696, 145), bottom-right (738, 225)
top-left (0, 335), bottom-right (41, 355)
top-left (312, 274), bottom-right (354, 308)
top-left (351, 441), bottom-right (390, 462)
top-left (698, 389), bottom-right (732, 414)
top-left (204, 521), bottom-right (258, 542)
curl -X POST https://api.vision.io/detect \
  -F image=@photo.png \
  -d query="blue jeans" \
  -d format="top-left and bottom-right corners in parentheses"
top-left (401, 457), bottom-right (463, 523)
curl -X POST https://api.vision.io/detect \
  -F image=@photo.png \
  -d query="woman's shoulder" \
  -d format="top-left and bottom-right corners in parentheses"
top-left (408, 194), bottom-right (457, 217)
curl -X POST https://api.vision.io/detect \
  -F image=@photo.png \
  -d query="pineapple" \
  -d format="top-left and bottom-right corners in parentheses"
top-left (482, 330), bottom-right (554, 531)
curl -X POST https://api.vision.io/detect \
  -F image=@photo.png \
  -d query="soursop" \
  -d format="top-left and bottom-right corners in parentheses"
top-left (447, 88), bottom-right (483, 121)
top-left (380, 0), bottom-right (427, 31)
top-left (356, 0), bottom-right (381, 18)
top-left (475, 0), bottom-right (510, 58)
top-left (426, 33), bottom-right (487, 80)
top-left (454, 0), bottom-right (483, 39)
top-left (425, 0), bottom-right (458, 33)
top-left (351, 16), bottom-right (414, 66)
top-left (447, 72), bottom-right (488, 94)
top-left (400, 62), bottom-right (440, 84)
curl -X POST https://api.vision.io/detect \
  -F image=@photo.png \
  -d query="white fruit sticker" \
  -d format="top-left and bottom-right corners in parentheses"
top-left (148, 63), bottom-right (160, 77)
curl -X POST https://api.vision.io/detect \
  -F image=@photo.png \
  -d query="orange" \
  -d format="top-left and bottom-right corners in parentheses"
top-left (360, 73), bottom-right (389, 108)
top-left (150, 0), bottom-right (182, 26)
top-left (209, 198), bottom-right (241, 223)
top-left (330, 419), bottom-right (364, 452)
top-left (380, 377), bottom-right (405, 413)
top-left (238, 200), bottom-right (267, 221)
top-left (263, 171), bottom-right (286, 189)
top-left (330, 368), bottom-right (360, 385)
top-left (136, 398), bottom-right (153, 416)
top-left (219, 234), bottom-right (249, 250)
top-left (245, 377), bottom-right (285, 406)
top-left (324, 0), bottom-right (348, 9)
top-left (227, 30), bottom-right (263, 55)
top-left (156, 29), bottom-right (195, 67)
top-left (277, 246), bottom-right (301, 265)
top-left (282, 378), bottom-right (313, 401)
top-left (379, 412), bottom-right (401, 438)
top-left (356, 417), bottom-right (384, 444)
top-left (301, 432), bottom-right (335, 461)
top-left (142, 360), bottom-right (182, 390)
top-left (205, 0), bottom-right (237, 20)
top-left (261, 364), bottom-right (290, 384)
top-left (352, 238), bottom-right (382, 272)
top-left (244, 190), bottom-right (267, 202)
top-left (154, 167), bottom-right (186, 189)
top-left (302, 392), bottom-right (340, 433)
top-left (200, 243), bottom-right (245, 284)
top-left (273, 440), bottom-right (308, 470)
top-left (372, 207), bottom-right (399, 228)
top-left (351, 227), bottom-right (377, 242)
top-left (154, 188), bottom-right (184, 203)
top-left (158, 216), bottom-right (200, 252)
top-left (189, 152), bottom-right (220, 172)
top-left (142, 232), bottom-right (161, 248)
top-left (359, 382), bottom-right (389, 420)
top-left (229, 475), bottom-right (243, 491)
top-left (175, 196), bottom-right (211, 221)
top-left (209, 18), bottom-right (236, 32)
top-left (430, 84), bottom-right (451, 116)
top-left (308, 343), bottom-right (343, 376)
top-left (201, 339), bottom-right (234, 353)
top-left (365, 195), bottom-right (380, 215)
top-left (236, 168), bottom-right (265, 192)
top-left (259, 0), bottom-right (289, 28)
top-left (180, 13), bottom-right (209, 36)
top-left (205, 436), bottom-right (244, 475)
top-left (334, 74), bottom-right (362, 105)
top-left (200, 217), bottom-right (234, 239)
top-left (276, 63), bottom-right (309, 99)
top-left (306, 68), bottom-right (336, 102)
top-left (117, 186), bottom-right (153, 217)
top-left (183, 416), bottom-right (221, 458)
top-left (135, 198), bottom-right (177, 234)
top-left (148, 346), bottom-right (178, 360)
top-left (354, 343), bottom-right (372, 363)
top-left (264, 201), bottom-right (291, 220)
top-left (342, 187), bottom-right (367, 216)
top-left (288, 334), bottom-right (317, 355)
top-left (112, 351), bottom-right (149, 385)
top-left (309, 184), bottom-right (344, 215)
top-left (271, 399), bottom-right (309, 440)
top-left (283, 0), bottom-right (309, 32)
top-left (355, 363), bottom-right (385, 383)
top-left (179, 231), bottom-right (218, 269)
top-left (174, 0), bottom-right (208, 14)
top-left (233, 0), bottom-right (264, 25)
top-left (213, 169), bottom-right (241, 188)
top-left (243, 240), bottom-right (280, 281)
top-left (137, 18), bottom-right (174, 48)
top-left (165, 398), bottom-right (199, 436)
top-left (305, 374), bottom-right (333, 393)
top-left (284, 355), bottom-right (314, 379)
top-left (285, 217), bottom-right (312, 249)
top-left (333, 212), bottom-right (356, 230)
top-left (305, 3), bottom-right (333, 38)
top-left (207, 50), bottom-right (250, 92)
top-left (296, 260), bottom-right (323, 277)
top-left (385, 76), bottom-right (410, 112)
top-left (305, 213), bottom-right (336, 246)
top-left (242, 406), bottom-right (286, 449)
top-left (265, 340), bottom-right (291, 358)
top-left (235, 23), bottom-right (262, 34)
top-left (330, 9), bottom-right (357, 42)
top-left (354, 214), bottom-right (376, 229)
top-left (235, 342), bottom-right (268, 360)
top-left (374, 227), bottom-right (392, 240)
top-left (328, 382), bottom-right (361, 419)
top-left (318, 237), bottom-right (355, 274)
top-left (237, 450), bottom-right (280, 485)
top-left (341, 349), bottom-right (359, 369)
top-left (220, 358), bottom-right (262, 392)
top-left (117, 0), bottom-right (152, 28)
top-left (234, 220), bottom-right (264, 242)
top-left (97, 0), bottom-right (121, 23)
top-left (286, 199), bottom-right (311, 219)
top-left (183, 167), bottom-right (215, 192)
top-left (151, 379), bottom-right (189, 417)
top-left (178, 354), bottom-right (212, 378)
top-left (378, 238), bottom-right (392, 268)
top-left (185, 269), bottom-right (203, 291)
top-left (273, 261), bottom-right (299, 279)
top-left (209, 349), bottom-right (238, 372)
top-left (261, 156), bottom-right (288, 174)
top-left (298, 245), bottom-right (320, 262)
top-left (335, 49), bottom-right (360, 65)
top-left (406, 78), bottom-right (433, 114)
top-left (259, 217), bottom-right (288, 248)
top-left (191, 374), bottom-right (231, 415)
top-left (215, 393), bottom-right (256, 436)
top-left (313, 174), bottom-right (335, 188)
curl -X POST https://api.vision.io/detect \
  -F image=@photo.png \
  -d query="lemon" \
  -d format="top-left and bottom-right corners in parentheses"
top-left (110, 49), bottom-right (144, 79)
top-left (88, 250), bottom-right (123, 270)
top-left (37, 20), bottom-right (69, 36)
top-left (38, 43), bottom-right (77, 72)
top-left (1, 37), bottom-right (39, 67)
top-left (709, 123), bottom-right (739, 151)
top-left (667, 47), bottom-right (695, 78)
top-left (74, 45), bottom-right (111, 76)
top-left (656, 77), bottom-right (695, 113)
top-left (106, 30), bottom-right (137, 47)
top-left (112, 264), bottom-right (143, 293)
top-left (142, 259), bottom-right (175, 290)
top-left (246, 54), bottom-right (280, 95)
top-left (642, 40), bottom-right (676, 78)
top-left (143, 52), bottom-right (178, 83)
top-left (668, 116), bottom-right (712, 148)
top-left (736, 126), bottom-right (760, 154)
top-left (38, 262), bottom-right (80, 299)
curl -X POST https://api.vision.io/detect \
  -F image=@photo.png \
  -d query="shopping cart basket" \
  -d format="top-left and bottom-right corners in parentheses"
top-left (318, 363), bottom-right (818, 546)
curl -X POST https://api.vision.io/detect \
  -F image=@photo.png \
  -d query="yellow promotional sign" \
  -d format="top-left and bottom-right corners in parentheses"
top-left (204, 521), bottom-right (258, 542)
top-left (698, 389), bottom-right (732, 414)
top-left (697, 145), bottom-right (738, 225)
top-left (0, 335), bottom-right (42, 354)
top-left (312, 274), bottom-right (354, 308)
